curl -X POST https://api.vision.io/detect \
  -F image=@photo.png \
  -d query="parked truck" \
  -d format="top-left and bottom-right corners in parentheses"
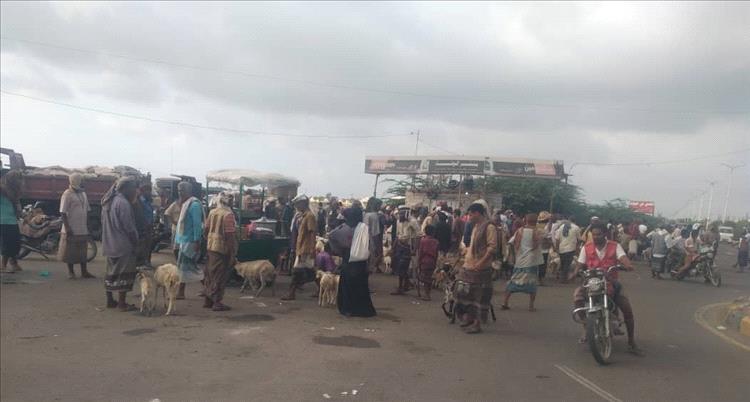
top-left (1, 148), bottom-right (145, 239)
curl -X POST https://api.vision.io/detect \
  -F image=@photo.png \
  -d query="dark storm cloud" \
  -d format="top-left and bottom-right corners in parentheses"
top-left (2, 2), bottom-right (748, 132)
top-left (1, 1), bottom-right (748, 217)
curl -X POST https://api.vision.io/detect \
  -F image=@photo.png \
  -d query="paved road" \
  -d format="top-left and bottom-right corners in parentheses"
top-left (1, 245), bottom-right (748, 402)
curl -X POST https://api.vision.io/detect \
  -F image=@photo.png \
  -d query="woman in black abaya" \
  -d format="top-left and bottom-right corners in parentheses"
top-left (329, 207), bottom-right (376, 318)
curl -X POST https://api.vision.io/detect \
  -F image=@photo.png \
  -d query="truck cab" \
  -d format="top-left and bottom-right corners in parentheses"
top-left (718, 226), bottom-right (735, 243)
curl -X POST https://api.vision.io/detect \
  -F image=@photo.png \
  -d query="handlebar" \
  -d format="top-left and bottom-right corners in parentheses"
top-left (579, 265), bottom-right (624, 278)
top-left (607, 265), bottom-right (625, 273)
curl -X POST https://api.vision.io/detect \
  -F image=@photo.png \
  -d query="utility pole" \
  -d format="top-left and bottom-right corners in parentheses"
top-left (705, 180), bottom-right (717, 228)
top-left (721, 163), bottom-right (745, 223)
top-left (414, 130), bottom-right (421, 156)
top-left (697, 192), bottom-right (705, 222)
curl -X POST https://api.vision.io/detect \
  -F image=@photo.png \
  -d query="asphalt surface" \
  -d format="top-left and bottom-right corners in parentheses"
top-left (1, 245), bottom-right (748, 402)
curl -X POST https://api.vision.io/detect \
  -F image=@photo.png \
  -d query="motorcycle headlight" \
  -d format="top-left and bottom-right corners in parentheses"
top-left (585, 278), bottom-right (605, 293)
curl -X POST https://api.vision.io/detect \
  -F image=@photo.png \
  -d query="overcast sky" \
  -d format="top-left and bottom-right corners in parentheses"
top-left (1, 1), bottom-right (748, 219)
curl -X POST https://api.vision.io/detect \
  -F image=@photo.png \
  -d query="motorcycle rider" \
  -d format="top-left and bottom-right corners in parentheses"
top-left (673, 228), bottom-right (701, 279)
top-left (569, 223), bottom-right (643, 356)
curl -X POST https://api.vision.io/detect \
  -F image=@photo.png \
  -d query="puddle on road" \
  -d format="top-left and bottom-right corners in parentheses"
top-left (400, 340), bottom-right (435, 355)
top-left (377, 312), bottom-right (402, 323)
top-left (274, 306), bottom-right (302, 315)
top-left (123, 328), bottom-right (157, 336)
top-left (225, 314), bottom-right (275, 322)
top-left (313, 336), bottom-right (381, 349)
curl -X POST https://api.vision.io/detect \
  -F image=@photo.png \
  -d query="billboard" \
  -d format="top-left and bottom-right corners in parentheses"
top-left (364, 158), bottom-right (423, 174)
top-left (628, 201), bottom-right (655, 216)
top-left (491, 161), bottom-right (560, 178)
top-left (365, 155), bottom-right (564, 179)
top-left (427, 159), bottom-right (487, 175)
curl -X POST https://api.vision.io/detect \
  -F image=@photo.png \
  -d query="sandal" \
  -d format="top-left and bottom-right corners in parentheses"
top-left (118, 304), bottom-right (138, 312)
top-left (464, 325), bottom-right (481, 334)
top-left (212, 304), bottom-right (231, 312)
top-left (500, 305), bottom-right (510, 310)
top-left (628, 344), bottom-right (645, 356)
top-left (578, 336), bottom-right (587, 344)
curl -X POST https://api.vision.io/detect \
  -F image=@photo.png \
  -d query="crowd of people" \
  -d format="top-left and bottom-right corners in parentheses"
top-left (1, 169), bottom-right (749, 346)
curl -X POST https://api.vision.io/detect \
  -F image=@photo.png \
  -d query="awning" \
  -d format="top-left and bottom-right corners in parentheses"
top-left (206, 169), bottom-right (300, 188)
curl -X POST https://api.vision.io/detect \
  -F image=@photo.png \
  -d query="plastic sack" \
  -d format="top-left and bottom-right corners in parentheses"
top-left (349, 223), bottom-right (370, 262)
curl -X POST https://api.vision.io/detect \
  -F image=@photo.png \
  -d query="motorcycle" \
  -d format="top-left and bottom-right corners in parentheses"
top-left (670, 246), bottom-right (721, 287)
top-left (571, 265), bottom-right (624, 365)
top-left (17, 205), bottom-right (97, 262)
top-left (150, 221), bottom-right (172, 253)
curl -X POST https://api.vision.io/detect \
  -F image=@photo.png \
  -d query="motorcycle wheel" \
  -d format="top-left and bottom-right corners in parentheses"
top-left (707, 268), bottom-right (721, 287)
top-left (86, 240), bottom-right (98, 263)
top-left (587, 313), bottom-right (612, 365)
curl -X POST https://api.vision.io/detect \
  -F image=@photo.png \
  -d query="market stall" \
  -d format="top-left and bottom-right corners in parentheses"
top-left (206, 169), bottom-right (300, 265)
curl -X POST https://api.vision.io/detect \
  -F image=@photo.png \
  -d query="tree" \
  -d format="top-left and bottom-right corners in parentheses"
top-left (385, 175), bottom-right (666, 228)
top-left (481, 177), bottom-right (586, 216)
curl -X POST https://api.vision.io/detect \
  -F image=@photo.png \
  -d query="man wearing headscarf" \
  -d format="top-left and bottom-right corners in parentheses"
top-left (0, 170), bottom-right (24, 273)
top-left (364, 197), bottom-right (384, 273)
top-left (326, 197), bottom-right (343, 232)
top-left (537, 211), bottom-right (555, 286)
top-left (281, 194), bottom-right (317, 300)
top-left (202, 192), bottom-right (237, 311)
top-left (174, 181), bottom-right (204, 299)
top-left (58, 173), bottom-right (95, 279)
top-left (554, 215), bottom-right (581, 283)
top-left (101, 176), bottom-right (139, 311)
top-left (454, 199), bottom-right (497, 334)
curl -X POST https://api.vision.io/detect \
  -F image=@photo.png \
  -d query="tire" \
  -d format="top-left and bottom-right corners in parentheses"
top-left (707, 267), bottom-right (721, 287)
top-left (86, 240), bottom-right (98, 263)
top-left (587, 313), bottom-right (612, 365)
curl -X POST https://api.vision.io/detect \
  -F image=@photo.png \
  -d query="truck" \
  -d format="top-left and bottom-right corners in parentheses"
top-left (718, 226), bottom-right (735, 243)
top-left (1, 148), bottom-right (145, 239)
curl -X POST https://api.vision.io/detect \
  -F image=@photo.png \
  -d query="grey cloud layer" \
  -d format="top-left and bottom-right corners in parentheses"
top-left (1, 1), bottom-right (748, 216)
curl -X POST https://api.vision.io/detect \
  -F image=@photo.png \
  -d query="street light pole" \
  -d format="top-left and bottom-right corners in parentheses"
top-left (705, 181), bottom-right (717, 228)
top-left (721, 163), bottom-right (745, 223)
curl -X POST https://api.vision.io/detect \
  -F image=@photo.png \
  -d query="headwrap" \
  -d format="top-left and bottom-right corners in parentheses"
top-left (0, 169), bottom-right (23, 204)
top-left (211, 191), bottom-right (231, 208)
top-left (177, 181), bottom-right (193, 196)
top-left (469, 199), bottom-right (489, 216)
top-left (538, 211), bottom-right (551, 222)
top-left (342, 207), bottom-right (363, 227)
top-left (292, 194), bottom-right (309, 204)
top-left (0, 169), bottom-right (23, 214)
top-left (366, 197), bottom-right (382, 212)
top-left (69, 173), bottom-right (83, 192)
top-left (102, 176), bottom-right (136, 208)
